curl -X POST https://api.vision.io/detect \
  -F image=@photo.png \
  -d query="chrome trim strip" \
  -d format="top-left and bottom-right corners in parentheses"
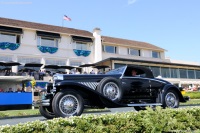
top-left (127, 103), bottom-right (162, 106)
top-left (78, 82), bottom-right (99, 90)
top-left (120, 66), bottom-right (128, 79)
top-left (122, 77), bottom-right (167, 84)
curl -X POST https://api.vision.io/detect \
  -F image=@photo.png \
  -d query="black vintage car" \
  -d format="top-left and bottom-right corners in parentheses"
top-left (38, 65), bottom-right (189, 119)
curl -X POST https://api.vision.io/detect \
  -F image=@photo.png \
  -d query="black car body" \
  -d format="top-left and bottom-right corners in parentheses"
top-left (38, 65), bottom-right (189, 119)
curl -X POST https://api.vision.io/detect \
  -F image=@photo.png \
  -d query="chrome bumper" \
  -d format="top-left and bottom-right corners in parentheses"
top-left (183, 96), bottom-right (190, 101)
top-left (36, 99), bottom-right (50, 106)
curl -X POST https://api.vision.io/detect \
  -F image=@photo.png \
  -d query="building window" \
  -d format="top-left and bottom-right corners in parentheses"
top-left (114, 63), bottom-right (126, 69)
top-left (195, 70), bottom-right (200, 79)
top-left (161, 67), bottom-right (170, 78)
top-left (76, 42), bottom-right (88, 50)
top-left (170, 68), bottom-right (179, 78)
top-left (188, 69), bottom-right (195, 79)
top-left (179, 69), bottom-right (187, 78)
top-left (18, 57), bottom-right (41, 64)
top-left (18, 57), bottom-right (41, 71)
top-left (0, 56), bottom-right (12, 62)
top-left (70, 61), bottom-right (81, 66)
top-left (37, 36), bottom-right (58, 47)
top-left (0, 33), bottom-right (20, 43)
top-left (152, 51), bottom-right (160, 58)
top-left (45, 59), bottom-right (65, 66)
top-left (0, 56), bottom-right (12, 69)
top-left (150, 66), bottom-right (161, 77)
top-left (103, 45), bottom-right (117, 54)
top-left (128, 48), bottom-right (140, 56)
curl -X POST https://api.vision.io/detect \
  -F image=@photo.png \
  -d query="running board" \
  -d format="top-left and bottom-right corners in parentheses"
top-left (127, 103), bottom-right (162, 107)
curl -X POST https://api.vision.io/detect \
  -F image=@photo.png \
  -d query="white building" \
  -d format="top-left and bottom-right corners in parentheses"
top-left (0, 17), bottom-right (200, 89)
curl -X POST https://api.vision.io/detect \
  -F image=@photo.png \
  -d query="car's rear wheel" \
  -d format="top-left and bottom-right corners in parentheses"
top-left (162, 90), bottom-right (179, 108)
top-left (97, 77), bottom-right (122, 102)
top-left (52, 89), bottom-right (84, 118)
top-left (39, 106), bottom-right (55, 119)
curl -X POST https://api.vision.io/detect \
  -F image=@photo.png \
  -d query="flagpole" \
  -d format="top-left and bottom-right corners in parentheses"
top-left (62, 19), bottom-right (64, 27)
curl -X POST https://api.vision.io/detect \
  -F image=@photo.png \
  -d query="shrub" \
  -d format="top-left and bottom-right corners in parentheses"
top-left (1, 107), bottom-right (200, 133)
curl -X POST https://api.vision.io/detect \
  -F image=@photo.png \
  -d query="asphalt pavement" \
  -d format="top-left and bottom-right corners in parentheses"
top-left (0, 107), bottom-right (135, 126)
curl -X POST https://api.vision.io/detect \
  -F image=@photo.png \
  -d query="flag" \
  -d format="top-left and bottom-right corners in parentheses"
top-left (63, 15), bottom-right (71, 21)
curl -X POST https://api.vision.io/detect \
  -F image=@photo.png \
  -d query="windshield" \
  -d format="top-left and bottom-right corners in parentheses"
top-left (106, 66), bottom-right (126, 75)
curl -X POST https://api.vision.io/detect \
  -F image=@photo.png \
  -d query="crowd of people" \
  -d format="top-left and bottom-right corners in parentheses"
top-left (0, 87), bottom-right (26, 93)
top-left (0, 67), bottom-right (110, 82)
top-left (0, 69), bottom-right (14, 76)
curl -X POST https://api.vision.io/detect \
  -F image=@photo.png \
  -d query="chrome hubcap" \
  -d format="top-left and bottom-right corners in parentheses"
top-left (165, 92), bottom-right (177, 108)
top-left (103, 82), bottom-right (119, 100)
top-left (59, 94), bottom-right (79, 116)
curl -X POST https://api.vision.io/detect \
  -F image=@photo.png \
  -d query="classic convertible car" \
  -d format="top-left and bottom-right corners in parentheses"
top-left (38, 65), bottom-right (189, 119)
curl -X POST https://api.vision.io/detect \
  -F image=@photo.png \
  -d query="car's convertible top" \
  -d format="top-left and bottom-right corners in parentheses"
top-left (107, 65), bottom-right (154, 78)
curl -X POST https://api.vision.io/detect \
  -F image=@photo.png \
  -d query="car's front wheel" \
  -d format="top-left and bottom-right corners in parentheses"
top-left (39, 106), bottom-right (55, 119)
top-left (162, 90), bottom-right (179, 108)
top-left (52, 89), bottom-right (84, 118)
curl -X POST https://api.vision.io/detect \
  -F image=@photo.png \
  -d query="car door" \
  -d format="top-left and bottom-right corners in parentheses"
top-left (121, 76), bottom-right (151, 97)
top-left (149, 78), bottom-right (165, 97)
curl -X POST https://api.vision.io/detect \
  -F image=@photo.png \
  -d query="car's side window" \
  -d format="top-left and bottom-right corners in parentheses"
top-left (124, 69), bottom-right (132, 76)
top-left (124, 68), bottom-right (146, 77)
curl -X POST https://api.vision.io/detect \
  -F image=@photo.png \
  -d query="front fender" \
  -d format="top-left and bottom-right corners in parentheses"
top-left (162, 84), bottom-right (186, 102)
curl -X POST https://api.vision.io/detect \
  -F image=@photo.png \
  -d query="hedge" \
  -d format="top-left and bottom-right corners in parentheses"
top-left (1, 107), bottom-right (200, 133)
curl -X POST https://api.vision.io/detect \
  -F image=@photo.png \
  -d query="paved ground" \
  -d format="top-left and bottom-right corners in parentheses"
top-left (0, 107), bottom-right (135, 126)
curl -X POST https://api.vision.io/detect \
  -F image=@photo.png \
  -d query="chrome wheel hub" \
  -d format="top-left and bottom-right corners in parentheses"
top-left (103, 82), bottom-right (119, 100)
top-left (165, 92), bottom-right (177, 108)
top-left (59, 95), bottom-right (79, 116)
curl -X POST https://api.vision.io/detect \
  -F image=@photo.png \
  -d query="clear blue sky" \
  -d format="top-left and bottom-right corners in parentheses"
top-left (1, 0), bottom-right (200, 63)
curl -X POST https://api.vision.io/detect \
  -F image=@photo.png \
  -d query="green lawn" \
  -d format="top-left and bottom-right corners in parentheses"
top-left (180, 99), bottom-right (200, 105)
top-left (0, 109), bottom-right (40, 117)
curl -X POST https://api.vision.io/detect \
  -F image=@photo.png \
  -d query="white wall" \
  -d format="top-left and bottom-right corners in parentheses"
top-left (141, 49), bottom-right (151, 58)
top-left (118, 46), bottom-right (128, 55)
top-left (5, 29), bottom-right (94, 65)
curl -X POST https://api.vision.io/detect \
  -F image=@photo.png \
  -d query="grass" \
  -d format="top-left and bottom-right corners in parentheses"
top-left (0, 99), bottom-right (200, 118)
top-left (183, 91), bottom-right (200, 99)
top-left (0, 109), bottom-right (40, 117)
top-left (180, 99), bottom-right (200, 105)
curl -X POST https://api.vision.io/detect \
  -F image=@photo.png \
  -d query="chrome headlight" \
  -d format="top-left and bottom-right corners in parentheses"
top-left (39, 90), bottom-right (47, 100)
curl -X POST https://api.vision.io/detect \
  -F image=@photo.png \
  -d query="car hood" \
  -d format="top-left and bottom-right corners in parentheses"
top-left (61, 74), bottom-right (122, 80)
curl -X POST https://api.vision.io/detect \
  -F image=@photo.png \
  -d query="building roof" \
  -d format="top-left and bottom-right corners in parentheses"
top-left (102, 36), bottom-right (165, 51)
top-left (0, 17), bottom-right (164, 51)
top-left (0, 17), bottom-right (93, 38)
top-left (95, 57), bottom-right (200, 69)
